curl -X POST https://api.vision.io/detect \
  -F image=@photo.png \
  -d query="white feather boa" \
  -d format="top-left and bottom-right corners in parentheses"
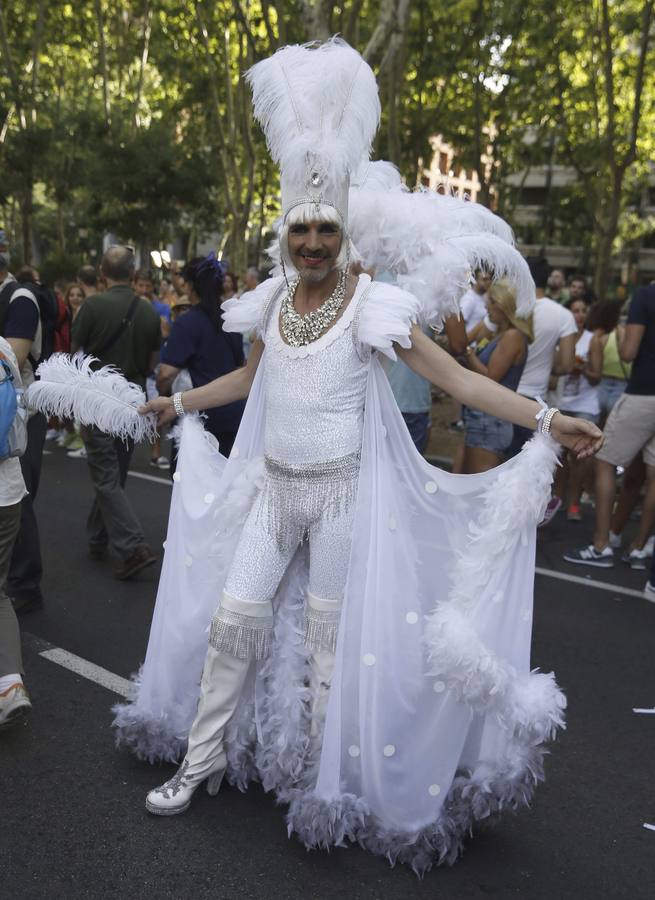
top-left (25, 353), bottom-right (157, 442)
top-left (424, 433), bottom-right (566, 744)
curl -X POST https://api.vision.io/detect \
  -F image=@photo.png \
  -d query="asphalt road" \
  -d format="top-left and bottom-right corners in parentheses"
top-left (1, 439), bottom-right (654, 900)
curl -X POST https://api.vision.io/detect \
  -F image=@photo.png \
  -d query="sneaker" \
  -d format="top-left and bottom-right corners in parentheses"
top-left (538, 496), bottom-right (562, 528)
top-left (644, 535), bottom-right (655, 558)
top-left (0, 683), bottom-right (31, 729)
top-left (644, 581), bottom-right (655, 603)
top-left (66, 436), bottom-right (84, 451)
top-left (45, 428), bottom-right (60, 442)
top-left (580, 491), bottom-right (594, 506)
top-left (150, 456), bottom-right (169, 470)
top-left (115, 545), bottom-right (157, 581)
top-left (67, 446), bottom-right (87, 459)
top-left (622, 547), bottom-right (650, 570)
top-left (563, 544), bottom-right (614, 568)
top-left (567, 504), bottom-right (582, 522)
top-left (609, 530), bottom-right (622, 549)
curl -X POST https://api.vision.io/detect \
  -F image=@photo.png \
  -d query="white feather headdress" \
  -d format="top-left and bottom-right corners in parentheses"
top-left (246, 38), bottom-right (380, 229)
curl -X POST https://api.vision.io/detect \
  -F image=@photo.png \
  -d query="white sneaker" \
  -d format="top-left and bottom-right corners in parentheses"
top-left (644, 581), bottom-right (655, 603)
top-left (644, 535), bottom-right (655, 558)
top-left (45, 428), bottom-right (60, 442)
top-left (0, 683), bottom-right (31, 729)
top-left (67, 447), bottom-right (87, 459)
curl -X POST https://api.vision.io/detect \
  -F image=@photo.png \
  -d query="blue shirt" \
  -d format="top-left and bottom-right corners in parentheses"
top-left (161, 306), bottom-right (245, 433)
top-left (626, 285), bottom-right (655, 396)
top-left (152, 299), bottom-right (171, 323)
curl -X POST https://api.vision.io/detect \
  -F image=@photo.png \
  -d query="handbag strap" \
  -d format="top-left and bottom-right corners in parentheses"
top-left (94, 294), bottom-right (140, 357)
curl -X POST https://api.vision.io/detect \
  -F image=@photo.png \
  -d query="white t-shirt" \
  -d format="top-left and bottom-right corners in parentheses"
top-left (558, 330), bottom-right (600, 415)
top-left (459, 288), bottom-right (487, 331)
top-left (0, 337), bottom-right (27, 507)
top-left (516, 297), bottom-right (577, 398)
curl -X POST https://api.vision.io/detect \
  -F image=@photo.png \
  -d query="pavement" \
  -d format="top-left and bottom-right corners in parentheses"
top-left (1, 437), bottom-right (655, 900)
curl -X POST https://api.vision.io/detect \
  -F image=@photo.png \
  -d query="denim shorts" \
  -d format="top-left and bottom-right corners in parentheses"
top-left (598, 377), bottom-right (626, 417)
top-left (462, 406), bottom-right (513, 454)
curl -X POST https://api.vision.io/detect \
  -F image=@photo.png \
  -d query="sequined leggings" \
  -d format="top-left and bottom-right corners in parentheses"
top-left (211, 470), bottom-right (356, 660)
top-left (225, 483), bottom-right (355, 602)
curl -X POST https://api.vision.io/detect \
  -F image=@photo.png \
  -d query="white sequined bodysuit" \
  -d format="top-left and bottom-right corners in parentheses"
top-left (262, 276), bottom-right (370, 465)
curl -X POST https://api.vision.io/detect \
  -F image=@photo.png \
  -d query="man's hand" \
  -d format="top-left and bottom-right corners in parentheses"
top-left (550, 413), bottom-right (603, 459)
top-left (139, 396), bottom-right (176, 427)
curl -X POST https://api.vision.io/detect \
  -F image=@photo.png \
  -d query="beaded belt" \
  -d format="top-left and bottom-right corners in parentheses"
top-left (264, 451), bottom-right (361, 482)
top-left (259, 451), bottom-right (361, 551)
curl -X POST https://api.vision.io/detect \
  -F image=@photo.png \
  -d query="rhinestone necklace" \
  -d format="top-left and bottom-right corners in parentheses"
top-left (280, 269), bottom-right (348, 347)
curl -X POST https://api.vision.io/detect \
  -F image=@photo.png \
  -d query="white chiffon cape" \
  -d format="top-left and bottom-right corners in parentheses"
top-left (113, 343), bottom-right (564, 874)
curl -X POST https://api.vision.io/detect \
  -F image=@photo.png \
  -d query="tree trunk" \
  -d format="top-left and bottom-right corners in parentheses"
top-left (593, 174), bottom-right (623, 300)
top-left (134, 3), bottom-right (152, 129)
top-left (94, 0), bottom-right (111, 127)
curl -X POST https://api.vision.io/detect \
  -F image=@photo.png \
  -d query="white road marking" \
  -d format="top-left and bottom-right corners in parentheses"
top-left (643, 823), bottom-right (655, 832)
top-left (128, 470), bottom-right (170, 486)
top-left (535, 567), bottom-right (645, 599)
top-left (633, 708), bottom-right (655, 715)
top-left (39, 647), bottom-right (131, 698)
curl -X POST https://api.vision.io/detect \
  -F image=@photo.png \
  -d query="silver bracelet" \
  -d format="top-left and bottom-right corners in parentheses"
top-left (172, 392), bottom-right (185, 417)
top-left (539, 407), bottom-right (559, 435)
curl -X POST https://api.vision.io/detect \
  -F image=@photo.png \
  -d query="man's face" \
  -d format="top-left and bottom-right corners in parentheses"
top-left (569, 278), bottom-right (586, 300)
top-left (244, 271), bottom-right (259, 291)
top-left (548, 269), bottom-right (565, 291)
top-left (135, 278), bottom-right (153, 298)
top-left (475, 272), bottom-right (491, 294)
top-left (287, 220), bottom-right (342, 284)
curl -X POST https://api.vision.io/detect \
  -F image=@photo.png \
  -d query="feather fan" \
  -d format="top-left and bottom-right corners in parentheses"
top-left (25, 353), bottom-right (157, 442)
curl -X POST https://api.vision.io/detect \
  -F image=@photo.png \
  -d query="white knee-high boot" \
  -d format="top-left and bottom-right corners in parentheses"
top-left (146, 646), bottom-right (251, 815)
top-left (146, 592), bottom-right (273, 816)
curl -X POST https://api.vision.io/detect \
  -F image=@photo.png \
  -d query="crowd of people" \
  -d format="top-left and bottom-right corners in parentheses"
top-left (0, 240), bottom-right (259, 729)
top-left (0, 236), bottom-right (652, 735)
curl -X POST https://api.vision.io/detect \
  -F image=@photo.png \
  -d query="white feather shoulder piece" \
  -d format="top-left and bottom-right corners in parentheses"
top-left (356, 280), bottom-right (422, 361)
top-left (221, 276), bottom-right (286, 338)
top-left (25, 353), bottom-right (157, 442)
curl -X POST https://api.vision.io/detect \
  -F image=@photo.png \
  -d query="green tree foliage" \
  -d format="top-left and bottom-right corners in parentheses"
top-left (0, 0), bottom-right (653, 293)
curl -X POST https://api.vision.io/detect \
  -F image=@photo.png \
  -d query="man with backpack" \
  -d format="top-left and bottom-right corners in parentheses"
top-left (0, 336), bottom-right (31, 726)
top-left (71, 245), bottom-right (161, 580)
top-left (0, 257), bottom-right (55, 614)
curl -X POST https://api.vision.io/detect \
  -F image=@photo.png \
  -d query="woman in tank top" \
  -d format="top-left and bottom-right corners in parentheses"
top-left (587, 299), bottom-right (631, 423)
top-left (462, 280), bottom-right (534, 473)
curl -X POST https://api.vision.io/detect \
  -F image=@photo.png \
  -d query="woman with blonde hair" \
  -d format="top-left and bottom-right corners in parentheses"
top-left (462, 279), bottom-right (534, 473)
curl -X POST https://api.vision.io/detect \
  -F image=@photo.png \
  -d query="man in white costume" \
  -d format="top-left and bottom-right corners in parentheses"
top-left (113, 40), bottom-right (601, 872)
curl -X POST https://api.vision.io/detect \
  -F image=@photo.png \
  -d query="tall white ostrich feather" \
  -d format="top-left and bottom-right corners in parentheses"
top-left (246, 38), bottom-right (380, 212)
top-left (25, 353), bottom-right (157, 442)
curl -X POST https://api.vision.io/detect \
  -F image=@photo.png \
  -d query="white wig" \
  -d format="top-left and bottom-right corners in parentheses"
top-left (278, 202), bottom-right (359, 275)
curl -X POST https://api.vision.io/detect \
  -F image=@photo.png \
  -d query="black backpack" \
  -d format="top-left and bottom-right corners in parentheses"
top-left (0, 279), bottom-right (59, 370)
